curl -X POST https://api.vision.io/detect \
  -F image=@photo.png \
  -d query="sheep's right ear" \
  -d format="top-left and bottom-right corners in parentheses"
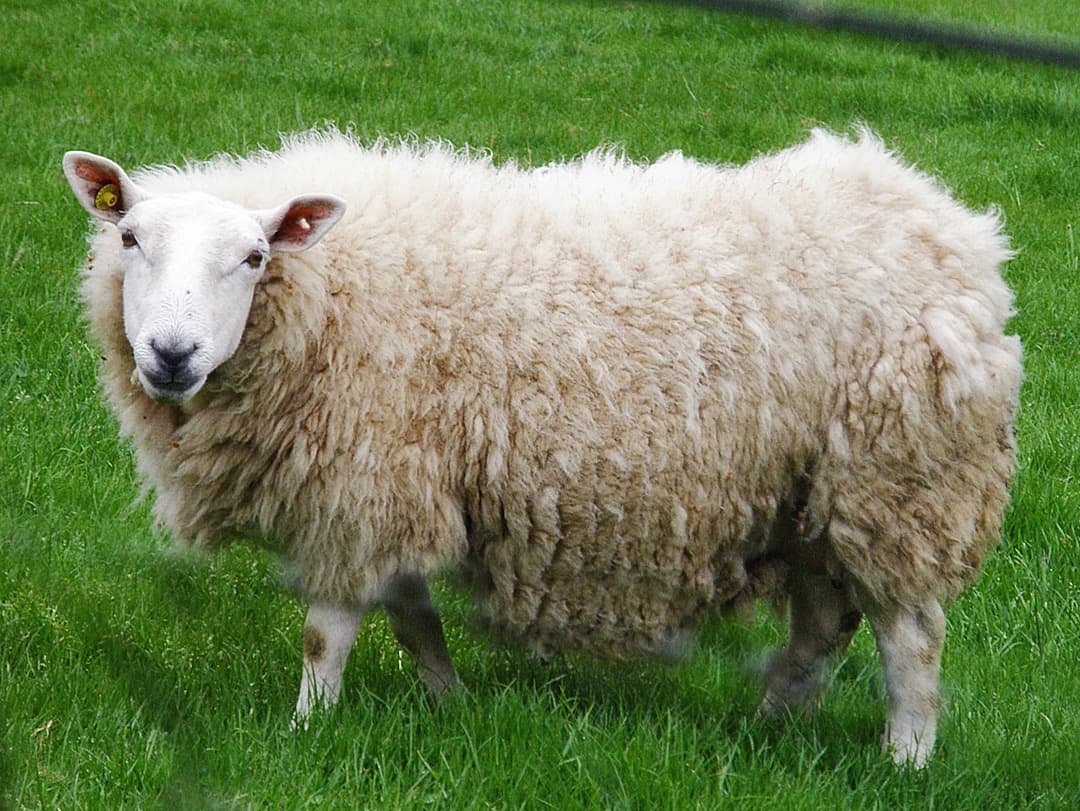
top-left (62, 151), bottom-right (147, 224)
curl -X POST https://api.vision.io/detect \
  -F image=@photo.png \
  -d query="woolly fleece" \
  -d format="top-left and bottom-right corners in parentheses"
top-left (79, 129), bottom-right (1021, 659)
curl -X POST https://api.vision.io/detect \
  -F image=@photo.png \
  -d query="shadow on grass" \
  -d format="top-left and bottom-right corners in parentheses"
top-left (44, 546), bottom-right (278, 808)
top-left (0, 743), bottom-right (13, 811)
top-left (357, 592), bottom-right (892, 774)
top-left (86, 632), bottom-right (223, 809)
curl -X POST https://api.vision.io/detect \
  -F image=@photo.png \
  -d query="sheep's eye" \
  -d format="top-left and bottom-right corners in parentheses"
top-left (120, 230), bottom-right (137, 249)
top-left (245, 249), bottom-right (265, 268)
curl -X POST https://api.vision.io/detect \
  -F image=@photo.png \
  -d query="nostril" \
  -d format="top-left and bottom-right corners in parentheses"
top-left (150, 338), bottom-right (197, 370)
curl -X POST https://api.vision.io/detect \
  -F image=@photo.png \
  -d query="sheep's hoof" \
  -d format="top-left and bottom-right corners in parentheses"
top-left (883, 733), bottom-right (934, 769)
top-left (290, 712), bottom-right (311, 732)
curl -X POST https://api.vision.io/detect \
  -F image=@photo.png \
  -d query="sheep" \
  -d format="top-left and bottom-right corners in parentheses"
top-left (62, 128), bottom-right (1021, 767)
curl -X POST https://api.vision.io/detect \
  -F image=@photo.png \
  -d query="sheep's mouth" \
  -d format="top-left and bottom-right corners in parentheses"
top-left (138, 368), bottom-right (206, 404)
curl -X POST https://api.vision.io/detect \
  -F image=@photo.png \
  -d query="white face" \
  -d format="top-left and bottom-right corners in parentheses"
top-left (117, 194), bottom-right (270, 403)
top-left (62, 149), bottom-right (346, 405)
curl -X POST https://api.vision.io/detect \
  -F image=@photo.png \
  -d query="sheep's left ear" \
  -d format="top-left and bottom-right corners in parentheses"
top-left (259, 194), bottom-right (346, 253)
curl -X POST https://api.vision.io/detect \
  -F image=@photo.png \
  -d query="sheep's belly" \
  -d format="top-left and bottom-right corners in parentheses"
top-left (470, 549), bottom-right (752, 660)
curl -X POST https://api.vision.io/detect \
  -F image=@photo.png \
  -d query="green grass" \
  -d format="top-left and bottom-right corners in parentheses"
top-left (1, 0), bottom-right (1077, 807)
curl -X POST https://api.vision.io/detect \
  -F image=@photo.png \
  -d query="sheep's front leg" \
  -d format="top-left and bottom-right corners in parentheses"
top-left (294, 602), bottom-right (365, 723)
top-left (381, 573), bottom-right (460, 698)
top-left (761, 567), bottom-right (862, 713)
top-left (865, 599), bottom-right (945, 768)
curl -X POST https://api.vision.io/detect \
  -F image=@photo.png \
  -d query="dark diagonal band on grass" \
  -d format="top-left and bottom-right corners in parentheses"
top-left (654, 0), bottom-right (1080, 68)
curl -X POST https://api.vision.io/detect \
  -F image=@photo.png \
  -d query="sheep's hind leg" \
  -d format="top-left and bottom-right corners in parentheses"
top-left (294, 601), bottom-right (365, 725)
top-left (382, 573), bottom-right (460, 698)
top-left (761, 566), bottom-right (862, 714)
top-left (864, 598), bottom-right (945, 768)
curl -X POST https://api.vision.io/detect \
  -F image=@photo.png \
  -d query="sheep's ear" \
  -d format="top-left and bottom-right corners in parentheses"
top-left (259, 194), bottom-right (346, 253)
top-left (62, 151), bottom-right (146, 224)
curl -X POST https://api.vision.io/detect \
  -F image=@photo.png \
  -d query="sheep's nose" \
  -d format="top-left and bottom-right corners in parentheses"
top-left (150, 338), bottom-right (196, 374)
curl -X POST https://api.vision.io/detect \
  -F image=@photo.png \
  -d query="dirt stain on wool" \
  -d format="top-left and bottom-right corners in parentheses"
top-left (303, 625), bottom-right (326, 662)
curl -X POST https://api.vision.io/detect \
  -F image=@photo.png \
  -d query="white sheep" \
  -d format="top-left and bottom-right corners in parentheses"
top-left (63, 128), bottom-right (1021, 766)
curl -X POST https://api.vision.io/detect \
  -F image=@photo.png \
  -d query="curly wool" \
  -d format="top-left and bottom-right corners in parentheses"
top-left (81, 129), bottom-right (1021, 659)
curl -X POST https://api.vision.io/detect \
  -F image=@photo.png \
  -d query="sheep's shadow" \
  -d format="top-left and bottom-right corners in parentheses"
top-left (350, 590), bottom-right (888, 772)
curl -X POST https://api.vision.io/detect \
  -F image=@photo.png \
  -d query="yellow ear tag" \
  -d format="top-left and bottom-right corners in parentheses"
top-left (94, 183), bottom-right (120, 211)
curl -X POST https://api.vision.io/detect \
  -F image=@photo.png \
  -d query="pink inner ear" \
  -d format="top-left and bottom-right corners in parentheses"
top-left (75, 161), bottom-right (119, 187)
top-left (73, 160), bottom-right (125, 212)
top-left (277, 202), bottom-right (334, 243)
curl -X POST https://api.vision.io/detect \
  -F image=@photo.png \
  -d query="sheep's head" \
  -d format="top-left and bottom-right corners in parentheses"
top-left (63, 151), bottom-right (346, 405)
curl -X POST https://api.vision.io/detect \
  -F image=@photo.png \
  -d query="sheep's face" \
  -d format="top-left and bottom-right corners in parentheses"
top-left (116, 194), bottom-right (274, 403)
top-left (63, 151), bottom-right (345, 404)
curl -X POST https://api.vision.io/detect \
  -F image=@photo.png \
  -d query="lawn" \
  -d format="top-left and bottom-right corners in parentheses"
top-left (1, 0), bottom-right (1077, 808)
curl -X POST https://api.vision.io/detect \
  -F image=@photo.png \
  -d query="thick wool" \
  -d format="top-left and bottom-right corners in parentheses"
top-left (81, 129), bottom-right (1021, 659)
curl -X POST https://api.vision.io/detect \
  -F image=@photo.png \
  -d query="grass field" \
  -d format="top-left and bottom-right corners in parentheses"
top-left (1, 0), bottom-right (1077, 807)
